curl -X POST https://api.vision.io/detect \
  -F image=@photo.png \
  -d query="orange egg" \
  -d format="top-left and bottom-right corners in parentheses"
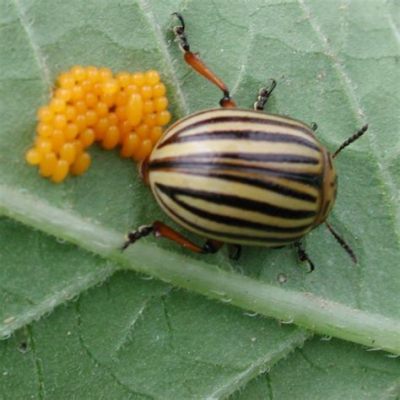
top-left (29, 66), bottom-right (170, 182)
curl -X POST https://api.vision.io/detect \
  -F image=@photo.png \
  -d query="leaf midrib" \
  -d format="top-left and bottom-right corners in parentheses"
top-left (1, 184), bottom-right (400, 355)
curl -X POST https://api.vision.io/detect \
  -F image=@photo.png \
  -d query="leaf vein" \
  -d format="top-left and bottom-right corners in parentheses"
top-left (297, 0), bottom-right (400, 307)
top-left (230, 12), bottom-right (254, 97)
top-left (27, 326), bottom-right (45, 400)
top-left (2, 185), bottom-right (400, 355)
top-left (0, 265), bottom-right (115, 339)
top-left (386, 9), bottom-right (400, 47)
top-left (207, 329), bottom-right (310, 400)
top-left (137, 0), bottom-right (189, 116)
top-left (11, 0), bottom-right (51, 92)
top-left (75, 299), bottom-right (156, 400)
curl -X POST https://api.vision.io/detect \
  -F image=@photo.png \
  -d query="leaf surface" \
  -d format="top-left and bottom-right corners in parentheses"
top-left (0, 0), bottom-right (399, 398)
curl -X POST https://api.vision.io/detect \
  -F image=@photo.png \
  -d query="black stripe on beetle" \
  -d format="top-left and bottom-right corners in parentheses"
top-left (158, 113), bottom-right (317, 147)
top-left (157, 186), bottom-right (313, 233)
top-left (151, 152), bottom-right (320, 164)
top-left (149, 159), bottom-right (323, 188)
top-left (155, 183), bottom-right (317, 219)
top-left (159, 128), bottom-right (320, 151)
top-left (155, 169), bottom-right (318, 202)
top-left (153, 189), bottom-right (306, 244)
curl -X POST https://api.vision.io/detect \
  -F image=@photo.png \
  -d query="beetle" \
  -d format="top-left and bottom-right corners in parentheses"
top-left (123, 13), bottom-right (367, 270)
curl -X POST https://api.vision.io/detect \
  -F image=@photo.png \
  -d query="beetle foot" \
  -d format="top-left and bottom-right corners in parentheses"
top-left (172, 12), bottom-right (190, 52)
top-left (228, 244), bottom-right (242, 260)
top-left (254, 79), bottom-right (277, 111)
top-left (122, 224), bottom-right (154, 250)
top-left (294, 241), bottom-right (315, 272)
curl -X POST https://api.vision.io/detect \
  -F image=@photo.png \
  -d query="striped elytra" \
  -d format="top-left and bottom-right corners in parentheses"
top-left (146, 108), bottom-right (337, 247)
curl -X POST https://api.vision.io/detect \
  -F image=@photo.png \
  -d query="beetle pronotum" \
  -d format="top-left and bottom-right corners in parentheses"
top-left (123, 13), bottom-right (367, 270)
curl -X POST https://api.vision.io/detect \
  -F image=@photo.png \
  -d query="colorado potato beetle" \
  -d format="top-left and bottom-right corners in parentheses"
top-left (123, 13), bottom-right (367, 270)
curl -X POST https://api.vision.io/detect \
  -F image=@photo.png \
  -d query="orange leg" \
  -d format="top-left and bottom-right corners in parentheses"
top-left (172, 13), bottom-right (236, 108)
top-left (122, 220), bottom-right (223, 254)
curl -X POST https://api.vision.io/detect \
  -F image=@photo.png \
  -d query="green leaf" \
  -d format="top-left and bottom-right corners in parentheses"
top-left (233, 338), bottom-right (400, 400)
top-left (0, 0), bottom-right (399, 398)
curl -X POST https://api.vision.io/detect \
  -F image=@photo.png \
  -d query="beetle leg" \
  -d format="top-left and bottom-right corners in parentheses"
top-left (202, 239), bottom-right (224, 254)
top-left (294, 241), bottom-right (315, 272)
top-left (123, 220), bottom-right (223, 254)
top-left (325, 222), bottom-right (357, 263)
top-left (172, 12), bottom-right (236, 108)
top-left (228, 244), bottom-right (242, 260)
top-left (253, 79), bottom-right (277, 111)
top-left (122, 224), bottom-right (154, 250)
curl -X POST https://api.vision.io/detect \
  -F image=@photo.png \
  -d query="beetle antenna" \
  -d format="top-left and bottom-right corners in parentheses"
top-left (332, 124), bottom-right (368, 158)
top-left (325, 222), bottom-right (357, 263)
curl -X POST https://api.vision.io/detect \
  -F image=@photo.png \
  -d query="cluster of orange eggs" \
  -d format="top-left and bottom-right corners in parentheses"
top-left (25, 66), bottom-right (171, 183)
